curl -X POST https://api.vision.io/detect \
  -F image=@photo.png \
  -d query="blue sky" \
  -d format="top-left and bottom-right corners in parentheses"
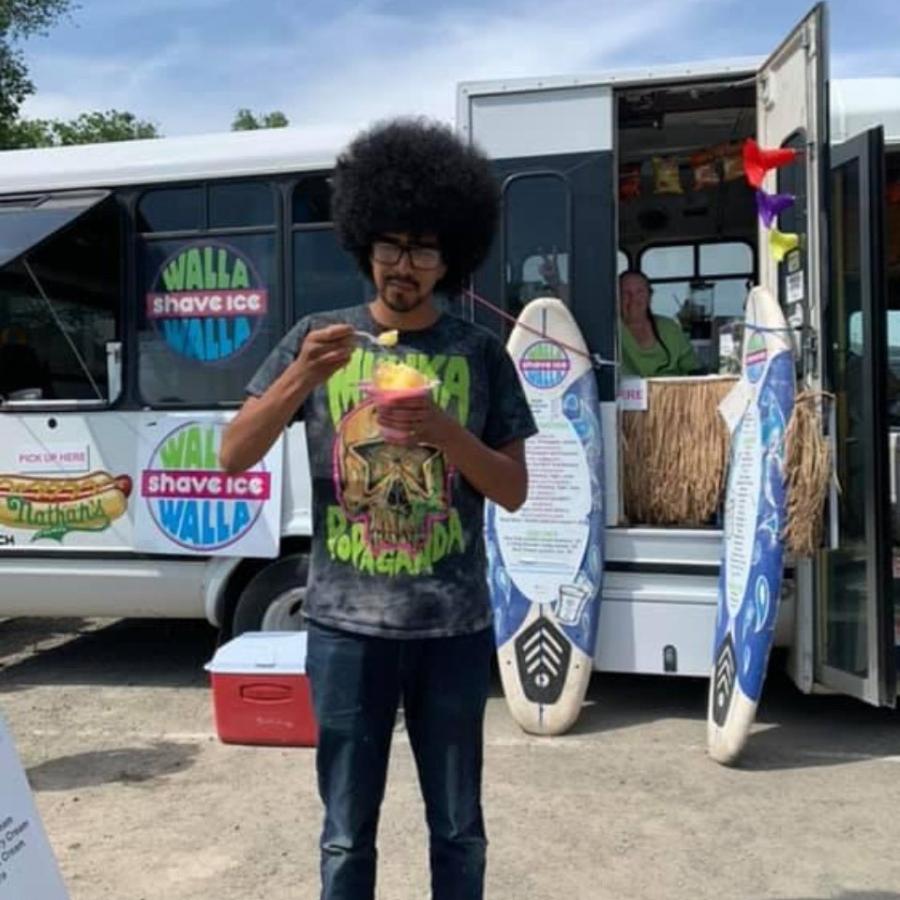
top-left (15, 0), bottom-right (900, 141)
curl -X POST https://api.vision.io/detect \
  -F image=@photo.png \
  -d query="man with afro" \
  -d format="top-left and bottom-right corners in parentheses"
top-left (222, 118), bottom-right (537, 899)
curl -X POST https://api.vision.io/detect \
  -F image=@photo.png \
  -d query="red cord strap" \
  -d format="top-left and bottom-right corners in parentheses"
top-left (462, 289), bottom-right (617, 368)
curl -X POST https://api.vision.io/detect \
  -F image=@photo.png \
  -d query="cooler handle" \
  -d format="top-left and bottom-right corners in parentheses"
top-left (240, 683), bottom-right (293, 703)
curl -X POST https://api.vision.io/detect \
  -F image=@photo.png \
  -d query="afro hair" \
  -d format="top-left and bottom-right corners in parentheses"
top-left (330, 117), bottom-right (499, 294)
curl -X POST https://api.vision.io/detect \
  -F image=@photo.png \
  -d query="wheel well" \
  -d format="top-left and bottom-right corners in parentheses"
top-left (217, 536), bottom-right (311, 640)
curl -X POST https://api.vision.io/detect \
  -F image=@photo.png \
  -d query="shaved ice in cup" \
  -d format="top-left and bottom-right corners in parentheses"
top-left (366, 361), bottom-right (438, 443)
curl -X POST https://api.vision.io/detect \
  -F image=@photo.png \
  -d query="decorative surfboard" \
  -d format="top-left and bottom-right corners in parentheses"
top-left (485, 296), bottom-right (604, 735)
top-left (708, 285), bottom-right (796, 764)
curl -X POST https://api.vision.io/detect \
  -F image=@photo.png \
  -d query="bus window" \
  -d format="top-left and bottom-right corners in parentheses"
top-left (642, 245), bottom-right (692, 281)
top-left (291, 178), bottom-right (369, 320)
top-left (696, 242), bottom-right (754, 320)
top-left (210, 182), bottom-right (275, 229)
top-left (699, 241), bottom-right (753, 277)
top-left (887, 155), bottom-right (900, 426)
top-left (641, 242), bottom-right (753, 323)
top-left (0, 199), bottom-right (121, 403)
top-left (641, 247), bottom-right (695, 326)
top-left (137, 182), bottom-right (281, 406)
top-left (293, 227), bottom-right (368, 320)
top-left (293, 176), bottom-right (332, 225)
top-left (521, 252), bottom-right (569, 291)
top-left (638, 241), bottom-right (753, 371)
top-left (648, 280), bottom-right (692, 319)
top-left (503, 173), bottom-right (571, 315)
top-left (137, 187), bottom-right (204, 233)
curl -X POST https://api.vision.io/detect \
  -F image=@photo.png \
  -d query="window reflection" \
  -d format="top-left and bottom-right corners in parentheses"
top-left (294, 228), bottom-right (368, 319)
top-left (209, 182), bottom-right (275, 229)
top-left (293, 177), bottom-right (332, 224)
top-left (503, 174), bottom-right (571, 315)
top-left (0, 200), bottom-right (121, 403)
top-left (138, 187), bottom-right (204, 233)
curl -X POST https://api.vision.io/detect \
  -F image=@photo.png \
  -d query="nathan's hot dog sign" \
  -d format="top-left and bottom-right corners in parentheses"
top-left (0, 471), bottom-right (131, 543)
top-left (134, 417), bottom-right (282, 557)
top-left (146, 242), bottom-right (268, 363)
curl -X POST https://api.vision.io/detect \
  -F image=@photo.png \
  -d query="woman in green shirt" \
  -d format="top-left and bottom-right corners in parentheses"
top-left (619, 271), bottom-right (699, 377)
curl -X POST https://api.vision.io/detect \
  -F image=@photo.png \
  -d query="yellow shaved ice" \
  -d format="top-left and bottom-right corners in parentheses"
top-left (376, 329), bottom-right (399, 347)
top-left (373, 360), bottom-right (429, 390)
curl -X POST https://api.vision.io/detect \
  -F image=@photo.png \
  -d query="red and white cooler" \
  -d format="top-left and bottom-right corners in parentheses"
top-left (205, 631), bottom-right (317, 747)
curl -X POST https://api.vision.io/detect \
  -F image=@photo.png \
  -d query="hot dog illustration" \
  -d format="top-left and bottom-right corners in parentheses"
top-left (0, 471), bottom-right (132, 541)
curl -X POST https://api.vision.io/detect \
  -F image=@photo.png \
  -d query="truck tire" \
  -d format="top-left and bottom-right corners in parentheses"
top-left (231, 552), bottom-right (309, 636)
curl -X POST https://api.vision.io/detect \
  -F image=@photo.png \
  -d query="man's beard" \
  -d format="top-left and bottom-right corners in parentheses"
top-left (381, 278), bottom-right (427, 312)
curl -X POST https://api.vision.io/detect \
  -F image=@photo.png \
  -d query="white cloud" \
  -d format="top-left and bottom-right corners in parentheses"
top-left (22, 0), bottom-right (711, 137)
top-left (24, 0), bottom-right (898, 144)
top-left (266, 0), bottom-right (716, 130)
top-left (21, 25), bottom-right (200, 124)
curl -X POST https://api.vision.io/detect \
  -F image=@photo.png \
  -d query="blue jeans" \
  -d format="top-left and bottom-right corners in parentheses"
top-left (305, 622), bottom-right (493, 900)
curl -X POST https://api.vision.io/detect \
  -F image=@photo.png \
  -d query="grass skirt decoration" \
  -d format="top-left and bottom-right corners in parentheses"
top-left (783, 390), bottom-right (833, 557)
top-left (622, 376), bottom-right (737, 526)
top-left (622, 377), bottom-right (834, 557)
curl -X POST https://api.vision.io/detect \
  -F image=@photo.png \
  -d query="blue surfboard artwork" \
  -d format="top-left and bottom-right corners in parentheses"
top-left (708, 286), bottom-right (795, 764)
top-left (485, 296), bottom-right (604, 735)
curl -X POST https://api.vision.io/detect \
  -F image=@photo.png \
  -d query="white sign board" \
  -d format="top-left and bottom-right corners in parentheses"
top-left (0, 716), bottom-right (69, 899)
top-left (616, 377), bottom-right (648, 411)
top-left (133, 415), bottom-right (283, 558)
top-left (15, 445), bottom-right (91, 475)
top-left (495, 392), bottom-right (592, 605)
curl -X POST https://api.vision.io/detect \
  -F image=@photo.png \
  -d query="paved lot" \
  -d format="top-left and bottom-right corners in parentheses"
top-left (1, 616), bottom-right (899, 900)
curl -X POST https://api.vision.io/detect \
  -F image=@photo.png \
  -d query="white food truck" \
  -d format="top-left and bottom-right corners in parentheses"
top-left (0, 3), bottom-right (896, 708)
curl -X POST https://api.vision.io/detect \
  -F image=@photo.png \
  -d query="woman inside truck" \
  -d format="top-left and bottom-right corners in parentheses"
top-left (619, 270), bottom-right (699, 377)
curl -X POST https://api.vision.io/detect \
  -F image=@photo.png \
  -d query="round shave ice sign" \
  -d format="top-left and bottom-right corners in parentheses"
top-left (141, 422), bottom-right (271, 552)
top-left (519, 341), bottom-right (571, 390)
top-left (146, 242), bottom-right (268, 362)
top-left (745, 333), bottom-right (768, 384)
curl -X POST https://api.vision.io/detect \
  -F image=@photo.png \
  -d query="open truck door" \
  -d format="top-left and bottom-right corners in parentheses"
top-left (756, 3), bottom-right (896, 704)
top-left (754, 4), bottom-right (828, 696)
top-left (822, 125), bottom-right (896, 705)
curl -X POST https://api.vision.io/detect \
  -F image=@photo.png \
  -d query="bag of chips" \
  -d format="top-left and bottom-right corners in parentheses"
top-left (885, 181), bottom-right (900, 266)
top-left (619, 163), bottom-right (641, 203)
top-left (717, 142), bottom-right (745, 182)
top-left (690, 150), bottom-right (719, 190)
top-left (652, 156), bottom-right (683, 195)
top-left (887, 180), bottom-right (900, 206)
top-left (889, 204), bottom-right (900, 267)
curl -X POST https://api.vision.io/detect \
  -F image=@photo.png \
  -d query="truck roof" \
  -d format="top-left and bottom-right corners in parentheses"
top-left (456, 57), bottom-right (763, 98)
top-left (0, 122), bottom-right (348, 195)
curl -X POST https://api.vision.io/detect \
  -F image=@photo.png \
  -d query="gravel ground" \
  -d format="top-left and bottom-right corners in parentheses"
top-left (1, 616), bottom-right (899, 900)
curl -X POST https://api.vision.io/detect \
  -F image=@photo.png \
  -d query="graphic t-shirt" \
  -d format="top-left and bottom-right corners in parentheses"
top-left (246, 304), bottom-right (538, 638)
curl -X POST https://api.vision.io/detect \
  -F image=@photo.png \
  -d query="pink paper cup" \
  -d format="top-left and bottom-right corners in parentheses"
top-left (363, 382), bottom-right (437, 444)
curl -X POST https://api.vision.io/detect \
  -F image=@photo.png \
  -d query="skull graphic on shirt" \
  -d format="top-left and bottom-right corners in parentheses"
top-left (334, 402), bottom-right (450, 555)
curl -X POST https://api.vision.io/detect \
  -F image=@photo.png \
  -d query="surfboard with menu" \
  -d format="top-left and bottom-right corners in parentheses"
top-left (485, 296), bottom-right (604, 735)
top-left (707, 285), bottom-right (795, 764)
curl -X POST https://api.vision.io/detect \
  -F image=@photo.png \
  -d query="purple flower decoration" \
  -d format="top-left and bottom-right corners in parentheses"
top-left (755, 189), bottom-right (796, 229)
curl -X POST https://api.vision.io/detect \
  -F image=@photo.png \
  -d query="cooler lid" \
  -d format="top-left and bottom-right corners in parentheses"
top-left (205, 631), bottom-right (308, 675)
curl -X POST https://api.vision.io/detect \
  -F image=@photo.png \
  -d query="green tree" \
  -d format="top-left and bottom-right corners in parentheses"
top-left (1, 113), bottom-right (51, 148)
top-left (231, 108), bottom-right (289, 131)
top-left (37, 109), bottom-right (159, 145)
top-left (0, 0), bottom-right (74, 147)
top-left (0, 2), bottom-right (160, 150)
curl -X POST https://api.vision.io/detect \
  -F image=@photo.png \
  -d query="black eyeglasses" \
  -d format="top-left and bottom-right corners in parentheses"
top-left (371, 239), bottom-right (443, 270)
